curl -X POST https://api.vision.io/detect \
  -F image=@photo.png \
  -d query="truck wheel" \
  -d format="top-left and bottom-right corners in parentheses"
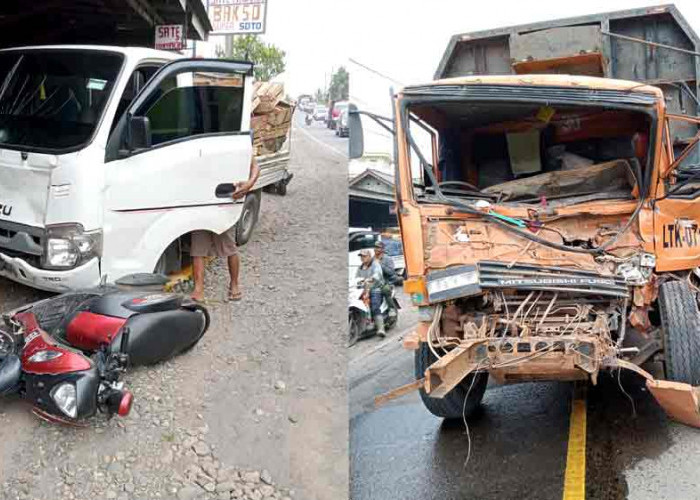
top-left (235, 190), bottom-right (262, 246)
top-left (414, 342), bottom-right (488, 419)
top-left (659, 280), bottom-right (700, 385)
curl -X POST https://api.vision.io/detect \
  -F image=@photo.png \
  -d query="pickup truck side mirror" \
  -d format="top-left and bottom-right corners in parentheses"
top-left (127, 115), bottom-right (152, 151)
top-left (348, 104), bottom-right (364, 160)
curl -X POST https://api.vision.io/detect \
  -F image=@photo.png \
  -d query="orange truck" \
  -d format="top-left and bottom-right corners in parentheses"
top-left (349, 6), bottom-right (700, 426)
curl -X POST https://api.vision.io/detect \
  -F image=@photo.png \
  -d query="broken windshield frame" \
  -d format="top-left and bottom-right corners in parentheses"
top-left (0, 49), bottom-right (125, 154)
top-left (396, 86), bottom-right (659, 255)
top-left (399, 88), bottom-right (659, 207)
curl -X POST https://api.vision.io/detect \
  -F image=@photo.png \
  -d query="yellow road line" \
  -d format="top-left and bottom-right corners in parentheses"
top-left (562, 386), bottom-right (587, 500)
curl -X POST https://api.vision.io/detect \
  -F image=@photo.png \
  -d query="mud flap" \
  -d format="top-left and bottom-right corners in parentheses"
top-left (613, 359), bottom-right (700, 428)
top-left (646, 380), bottom-right (700, 428)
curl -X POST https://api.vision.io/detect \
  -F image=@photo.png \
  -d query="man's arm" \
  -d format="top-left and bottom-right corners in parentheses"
top-left (247, 156), bottom-right (261, 186)
top-left (233, 156), bottom-right (261, 200)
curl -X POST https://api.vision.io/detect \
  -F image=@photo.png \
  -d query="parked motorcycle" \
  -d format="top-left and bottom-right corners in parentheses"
top-left (0, 287), bottom-right (209, 424)
top-left (348, 280), bottom-right (400, 346)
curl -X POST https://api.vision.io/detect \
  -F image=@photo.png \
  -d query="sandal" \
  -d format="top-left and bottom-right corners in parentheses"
top-left (228, 291), bottom-right (243, 302)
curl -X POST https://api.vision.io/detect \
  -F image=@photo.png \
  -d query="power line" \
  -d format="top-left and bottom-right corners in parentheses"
top-left (348, 58), bottom-right (404, 87)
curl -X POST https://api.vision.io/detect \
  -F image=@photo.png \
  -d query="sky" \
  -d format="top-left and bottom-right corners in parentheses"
top-left (194, 1), bottom-right (700, 125)
top-left (196, 0), bottom-right (351, 98)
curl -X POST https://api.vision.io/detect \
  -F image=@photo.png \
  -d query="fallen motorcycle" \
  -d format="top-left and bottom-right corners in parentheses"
top-left (0, 287), bottom-right (209, 424)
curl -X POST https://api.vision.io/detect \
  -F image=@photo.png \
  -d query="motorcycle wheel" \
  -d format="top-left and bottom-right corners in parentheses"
top-left (0, 325), bottom-right (16, 357)
top-left (348, 311), bottom-right (362, 347)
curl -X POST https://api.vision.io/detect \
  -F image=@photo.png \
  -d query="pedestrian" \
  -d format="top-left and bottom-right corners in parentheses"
top-left (190, 155), bottom-right (260, 302)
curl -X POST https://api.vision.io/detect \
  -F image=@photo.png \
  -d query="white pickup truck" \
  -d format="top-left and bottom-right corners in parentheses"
top-left (0, 45), bottom-right (291, 292)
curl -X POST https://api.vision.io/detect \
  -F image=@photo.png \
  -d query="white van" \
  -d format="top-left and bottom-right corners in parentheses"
top-left (0, 45), bottom-right (258, 291)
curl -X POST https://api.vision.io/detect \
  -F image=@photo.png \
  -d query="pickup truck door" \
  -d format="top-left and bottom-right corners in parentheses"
top-left (653, 114), bottom-right (700, 272)
top-left (102, 59), bottom-right (253, 276)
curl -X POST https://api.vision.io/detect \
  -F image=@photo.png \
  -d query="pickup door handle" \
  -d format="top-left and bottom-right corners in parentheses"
top-left (215, 183), bottom-right (237, 198)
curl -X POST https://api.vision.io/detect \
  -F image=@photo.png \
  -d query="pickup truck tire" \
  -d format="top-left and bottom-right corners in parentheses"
top-left (154, 240), bottom-right (181, 275)
top-left (275, 179), bottom-right (288, 196)
top-left (659, 280), bottom-right (700, 385)
top-left (415, 342), bottom-right (488, 420)
top-left (235, 190), bottom-right (262, 246)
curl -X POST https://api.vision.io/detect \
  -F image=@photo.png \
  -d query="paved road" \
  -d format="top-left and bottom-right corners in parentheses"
top-left (293, 113), bottom-right (348, 158)
top-left (350, 305), bottom-right (700, 500)
top-left (0, 111), bottom-right (348, 500)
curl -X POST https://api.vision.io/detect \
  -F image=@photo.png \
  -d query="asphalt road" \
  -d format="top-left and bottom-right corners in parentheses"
top-left (350, 307), bottom-right (700, 500)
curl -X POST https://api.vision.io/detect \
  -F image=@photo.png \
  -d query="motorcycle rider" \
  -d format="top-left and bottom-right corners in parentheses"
top-left (374, 241), bottom-right (398, 316)
top-left (355, 248), bottom-right (387, 337)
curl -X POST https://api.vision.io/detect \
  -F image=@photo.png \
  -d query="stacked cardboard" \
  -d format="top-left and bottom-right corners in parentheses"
top-left (251, 82), bottom-right (294, 156)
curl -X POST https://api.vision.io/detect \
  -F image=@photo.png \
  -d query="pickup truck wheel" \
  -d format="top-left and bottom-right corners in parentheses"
top-left (154, 240), bottom-right (181, 275)
top-left (659, 280), bottom-right (700, 385)
top-left (275, 179), bottom-right (288, 196)
top-left (414, 342), bottom-right (488, 419)
top-left (235, 190), bottom-right (262, 246)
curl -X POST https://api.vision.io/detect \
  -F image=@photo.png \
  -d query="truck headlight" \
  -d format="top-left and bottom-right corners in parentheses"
top-left (44, 224), bottom-right (102, 270)
top-left (425, 265), bottom-right (481, 302)
top-left (51, 383), bottom-right (78, 418)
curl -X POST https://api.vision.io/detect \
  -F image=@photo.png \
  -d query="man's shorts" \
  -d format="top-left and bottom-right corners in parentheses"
top-left (190, 226), bottom-right (238, 257)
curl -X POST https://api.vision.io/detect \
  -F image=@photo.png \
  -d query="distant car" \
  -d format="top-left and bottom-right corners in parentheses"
top-left (348, 229), bottom-right (381, 282)
top-left (312, 105), bottom-right (328, 121)
top-left (328, 101), bottom-right (349, 130)
top-left (299, 98), bottom-right (314, 113)
top-left (336, 109), bottom-right (349, 137)
top-left (382, 239), bottom-right (406, 278)
top-left (348, 231), bottom-right (405, 281)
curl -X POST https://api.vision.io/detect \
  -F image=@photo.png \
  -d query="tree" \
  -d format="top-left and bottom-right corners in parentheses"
top-left (216, 35), bottom-right (286, 82)
top-left (328, 67), bottom-right (349, 102)
top-left (315, 87), bottom-right (328, 104)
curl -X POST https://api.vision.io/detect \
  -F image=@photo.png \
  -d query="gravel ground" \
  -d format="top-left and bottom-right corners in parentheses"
top-left (0, 121), bottom-right (348, 500)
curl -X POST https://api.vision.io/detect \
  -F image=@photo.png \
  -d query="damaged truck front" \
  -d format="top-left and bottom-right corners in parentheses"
top-left (350, 74), bottom-right (700, 427)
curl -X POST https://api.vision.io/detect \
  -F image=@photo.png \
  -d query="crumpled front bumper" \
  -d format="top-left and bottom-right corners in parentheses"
top-left (0, 252), bottom-right (100, 292)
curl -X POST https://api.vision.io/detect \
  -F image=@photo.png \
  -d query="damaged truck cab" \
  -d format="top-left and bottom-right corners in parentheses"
top-left (351, 74), bottom-right (700, 427)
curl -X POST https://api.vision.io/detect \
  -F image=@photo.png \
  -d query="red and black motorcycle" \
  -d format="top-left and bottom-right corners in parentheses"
top-left (0, 288), bottom-right (209, 424)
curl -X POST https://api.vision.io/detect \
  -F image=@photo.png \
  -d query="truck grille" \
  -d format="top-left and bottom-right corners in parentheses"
top-left (478, 261), bottom-right (629, 298)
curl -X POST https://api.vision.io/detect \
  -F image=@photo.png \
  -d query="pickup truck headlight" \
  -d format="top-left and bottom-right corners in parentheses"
top-left (44, 224), bottom-right (102, 270)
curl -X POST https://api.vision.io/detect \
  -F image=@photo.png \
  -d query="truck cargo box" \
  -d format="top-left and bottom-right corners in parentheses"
top-left (435, 5), bottom-right (700, 160)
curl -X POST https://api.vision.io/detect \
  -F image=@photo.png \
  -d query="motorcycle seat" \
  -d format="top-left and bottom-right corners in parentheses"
top-left (0, 354), bottom-right (21, 396)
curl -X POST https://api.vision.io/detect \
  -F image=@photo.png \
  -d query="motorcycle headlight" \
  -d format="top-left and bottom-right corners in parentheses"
top-left (28, 350), bottom-right (63, 363)
top-left (51, 383), bottom-right (78, 418)
top-left (44, 224), bottom-right (102, 270)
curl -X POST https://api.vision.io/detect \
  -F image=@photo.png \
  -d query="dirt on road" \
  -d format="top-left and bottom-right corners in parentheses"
top-left (0, 120), bottom-right (348, 500)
